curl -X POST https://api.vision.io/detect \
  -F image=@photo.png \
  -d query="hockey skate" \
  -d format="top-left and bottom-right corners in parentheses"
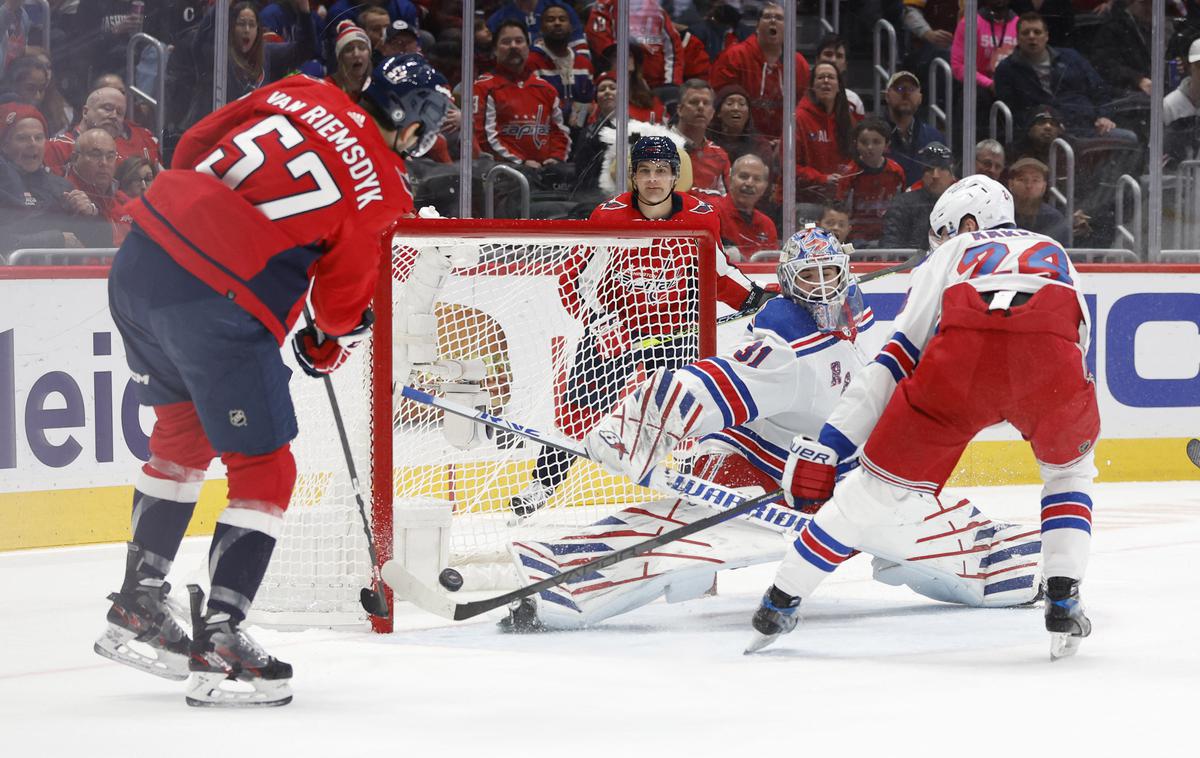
top-left (1044, 577), bottom-right (1091, 660)
top-left (497, 597), bottom-right (546, 634)
top-left (509, 480), bottom-right (553, 521)
top-left (184, 585), bottom-right (293, 708)
top-left (94, 544), bottom-right (191, 680)
top-left (745, 586), bottom-right (800, 654)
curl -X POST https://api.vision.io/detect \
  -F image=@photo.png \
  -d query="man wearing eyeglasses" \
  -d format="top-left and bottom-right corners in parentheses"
top-left (65, 128), bottom-right (133, 245)
top-left (45, 86), bottom-right (161, 176)
top-left (881, 71), bottom-right (946, 187)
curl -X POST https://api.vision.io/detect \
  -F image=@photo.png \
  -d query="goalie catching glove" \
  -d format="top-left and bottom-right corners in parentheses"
top-left (292, 308), bottom-right (374, 378)
top-left (584, 368), bottom-right (705, 486)
top-left (782, 436), bottom-right (837, 510)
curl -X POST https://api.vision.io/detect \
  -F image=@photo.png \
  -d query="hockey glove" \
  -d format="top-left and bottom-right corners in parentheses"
top-left (782, 436), bottom-right (838, 510)
top-left (292, 308), bottom-right (374, 378)
top-left (584, 368), bottom-right (705, 486)
top-left (740, 283), bottom-right (778, 312)
top-left (590, 312), bottom-right (631, 360)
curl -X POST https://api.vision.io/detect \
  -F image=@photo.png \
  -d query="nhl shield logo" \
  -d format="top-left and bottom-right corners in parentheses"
top-left (229, 410), bottom-right (248, 427)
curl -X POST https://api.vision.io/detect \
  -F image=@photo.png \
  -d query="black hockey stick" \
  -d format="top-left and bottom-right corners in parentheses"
top-left (382, 485), bottom-right (785, 622)
top-left (1188, 439), bottom-right (1200, 469)
top-left (302, 307), bottom-right (389, 619)
top-left (636, 252), bottom-right (926, 349)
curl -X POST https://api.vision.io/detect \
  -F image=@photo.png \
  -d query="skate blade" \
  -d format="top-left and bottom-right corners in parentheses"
top-left (744, 632), bottom-right (780, 655)
top-left (1049, 632), bottom-right (1083, 661)
top-left (94, 625), bottom-right (189, 681)
top-left (184, 671), bottom-right (293, 708)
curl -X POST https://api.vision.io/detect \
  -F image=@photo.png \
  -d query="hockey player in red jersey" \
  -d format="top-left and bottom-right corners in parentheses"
top-left (508, 135), bottom-right (774, 518)
top-left (750, 175), bottom-right (1099, 659)
top-left (95, 56), bottom-right (452, 707)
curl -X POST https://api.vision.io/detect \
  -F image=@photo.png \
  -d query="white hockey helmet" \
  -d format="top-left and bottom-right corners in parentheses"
top-left (927, 174), bottom-right (1015, 252)
top-left (777, 225), bottom-right (863, 334)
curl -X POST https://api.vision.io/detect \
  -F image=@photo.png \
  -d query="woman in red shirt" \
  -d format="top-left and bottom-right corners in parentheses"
top-left (794, 61), bottom-right (859, 203)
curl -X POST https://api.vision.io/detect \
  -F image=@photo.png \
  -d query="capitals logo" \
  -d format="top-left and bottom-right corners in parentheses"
top-left (500, 104), bottom-right (549, 148)
top-left (617, 267), bottom-right (679, 302)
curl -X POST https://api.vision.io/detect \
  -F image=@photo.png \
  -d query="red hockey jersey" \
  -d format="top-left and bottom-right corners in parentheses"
top-left (794, 97), bottom-right (859, 190)
top-left (586, 0), bottom-right (683, 88)
top-left (835, 157), bottom-right (907, 244)
top-left (473, 68), bottom-right (571, 164)
top-left (715, 194), bottom-right (778, 256)
top-left (687, 137), bottom-right (731, 195)
top-left (559, 192), bottom-right (755, 337)
top-left (128, 75), bottom-right (411, 343)
top-left (45, 120), bottom-right (161, 175)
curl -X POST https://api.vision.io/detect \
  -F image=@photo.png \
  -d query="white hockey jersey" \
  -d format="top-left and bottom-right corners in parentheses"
top-left (819, 228), bottom-right (1089, 460)
top-left (673, 291), bottom-right (876, 483)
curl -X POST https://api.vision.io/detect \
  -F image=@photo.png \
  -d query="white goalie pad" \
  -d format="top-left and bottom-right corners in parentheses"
top-left (509, 495), bottom-right (794, 630)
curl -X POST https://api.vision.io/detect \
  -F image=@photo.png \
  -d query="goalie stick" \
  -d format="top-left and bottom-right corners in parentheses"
top-left (637, 252), bottom-right (927, 349)
top-left (1188, 439), bottom-right (1200, 469)
top-left (303, 307), bottom-right (390, 619)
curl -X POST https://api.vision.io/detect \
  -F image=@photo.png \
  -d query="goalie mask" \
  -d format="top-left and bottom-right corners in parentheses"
top-left (361, 54), bottom-right (452, 158)
top-left (777, 226), bottom-right (863, 335)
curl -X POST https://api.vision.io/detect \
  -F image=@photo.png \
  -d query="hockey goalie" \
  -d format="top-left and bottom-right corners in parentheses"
top-left (499, 227), bottom-right (1043, 632)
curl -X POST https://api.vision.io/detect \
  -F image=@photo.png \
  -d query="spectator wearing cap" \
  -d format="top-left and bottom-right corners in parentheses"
top-left (993, 12), bottom-right (1135, 141)
top-left (526, 3), bottom-right (595, 130)
top-left (794, 61), bottom-right (859, 202)
top-left (1008, 156), bottom-right (1070, 244)
top-left (326, 21), bottom-right (372, 102)
top-left (1016, 104), bottom-right (1065, 166)
top-left (673, 79), bottom-right (730, 195)
top-left (710, 2), bottom-right (811, 139)
top-left (474, 20), bottom-right (570, 168)
top-left (882, 69), bottom-right (946, 186)
top-left (708, 84), bottom-right (763, 163)
top-left (716, 153), bottom-right (777, 256)
top-left (493, 0), bottom-right (585, 52)
top-left (45, 86), bottom-right (160, 175)
top-left (0, 103), bottom-right (108, 256)
top-left (1164, 38), bottom-right (1200, 126)
top-left (880, 141), bottom-right (957, 249)
top-left (816, 34), bottom-right (864, 117)
top-left (587, 0), bottom-right (681, 88)
top-left (381, 18), bottom-right (421, 56)
top-left (65, 128), bottom-right (132, 245)
top-left (1089, 0), bottom-right (1154, 96)
top-left (975, 138), bottom-right (1006, 181)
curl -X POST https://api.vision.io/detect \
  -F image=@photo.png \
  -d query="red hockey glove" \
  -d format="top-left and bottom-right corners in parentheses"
top-left (591, 312), bottom-right (630, 360)
top-left (292, 308), bottom-right (374, 378)
top-left (782, 436), bottom-right (837, 509)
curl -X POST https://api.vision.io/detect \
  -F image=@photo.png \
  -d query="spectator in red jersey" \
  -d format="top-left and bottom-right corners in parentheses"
top-left (590, 48), bottom-right (666, 125)
top-left (474, 19), bottom-right (569, 168)
top-left (527, 3), bottom-right (595, 130)
top-left (326, 21), bottom-right (372, 102)
top-left (587, 0), bottom-right (683, 88)
top-left (708, 84), bottom-right (764, 163)
top-left (672, 79), bottom-right (730, 196)
top-left (815, 34), bottom-right (864, 117)
top-left (115, 154), bottom-right (157, 199)
top-left (45, 87), bottom-right (160, 175)
top-left (0, 103), bottom-right (108, 256)
top-left (817, 201), bottom-right (852, 243)
top-left (65, 128), bottom-right (132, 245)
top-left (794, 61), bottom-right (859, 203)
top-left (717, 153), bottom-right (778, 256)
top-left (679, 27), bottom-right (712, 82)
top-left (710, 2), bottom-right (811, 139)
top-left (835, 118), bottom-right (907, 246)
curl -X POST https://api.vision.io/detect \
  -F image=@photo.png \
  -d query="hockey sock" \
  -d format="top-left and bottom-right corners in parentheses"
top-left (207, 520), bottom-right (278, 621)
top-left (124, 461), bottom-right (206, 589)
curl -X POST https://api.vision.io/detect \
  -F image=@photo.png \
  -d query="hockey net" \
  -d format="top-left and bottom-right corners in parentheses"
top-left (251, 220), bottom-right (717, 630)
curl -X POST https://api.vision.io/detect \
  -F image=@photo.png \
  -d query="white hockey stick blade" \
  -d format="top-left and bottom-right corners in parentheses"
top-left (380, 560), bottom-right (457, 620)
top-left (1049, 632), bottom-right (1084, 661)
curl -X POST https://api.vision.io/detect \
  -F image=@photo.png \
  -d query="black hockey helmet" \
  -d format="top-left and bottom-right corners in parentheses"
top-left (629, 135), bottom-right (681, 176)
top-left (360, 54), bottom-right (452, 157)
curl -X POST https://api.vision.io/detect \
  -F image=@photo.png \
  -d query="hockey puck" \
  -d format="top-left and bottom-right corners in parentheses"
top-left (438, 568), bottom-right (464, 593)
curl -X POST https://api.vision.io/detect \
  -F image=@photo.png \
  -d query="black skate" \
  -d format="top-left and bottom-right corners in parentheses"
top-left (94, 545), bottom-right (191, 680)
top-left (745, 585), bottom-right (801, 654)
top-left (184, 585), bottom-right (293, 708)
top-left (497, 597), bottom-right (546, 634)
top-left (509, 481), bottom-right (552, 521)
top-left (1044, 576), bottom-right (1092, 660)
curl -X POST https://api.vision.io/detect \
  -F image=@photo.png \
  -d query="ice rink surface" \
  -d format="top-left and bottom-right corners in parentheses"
top-left (3, 481), bottom-right (1197, 757)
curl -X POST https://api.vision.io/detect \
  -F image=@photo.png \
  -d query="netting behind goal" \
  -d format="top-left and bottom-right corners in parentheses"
top-left (252, 220), bottom-right (717, 631)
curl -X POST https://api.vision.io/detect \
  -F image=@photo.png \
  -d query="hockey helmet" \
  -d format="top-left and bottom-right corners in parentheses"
top-left (927, 174), bottom-right (1015, 252)
top-left (777, 226), bottom-right (863, 334)
top-left (360, 54), bottom-right (452, 157)
top-left (629, 135), bottom-right (681, 175)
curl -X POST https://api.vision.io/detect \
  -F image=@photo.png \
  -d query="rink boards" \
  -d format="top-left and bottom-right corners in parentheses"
top-left (1, 264), bottom-right (1197, 550)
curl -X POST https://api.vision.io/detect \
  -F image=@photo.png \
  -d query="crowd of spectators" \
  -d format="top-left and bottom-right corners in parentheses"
top-left (2, 0), bottom-right (1199, 262)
